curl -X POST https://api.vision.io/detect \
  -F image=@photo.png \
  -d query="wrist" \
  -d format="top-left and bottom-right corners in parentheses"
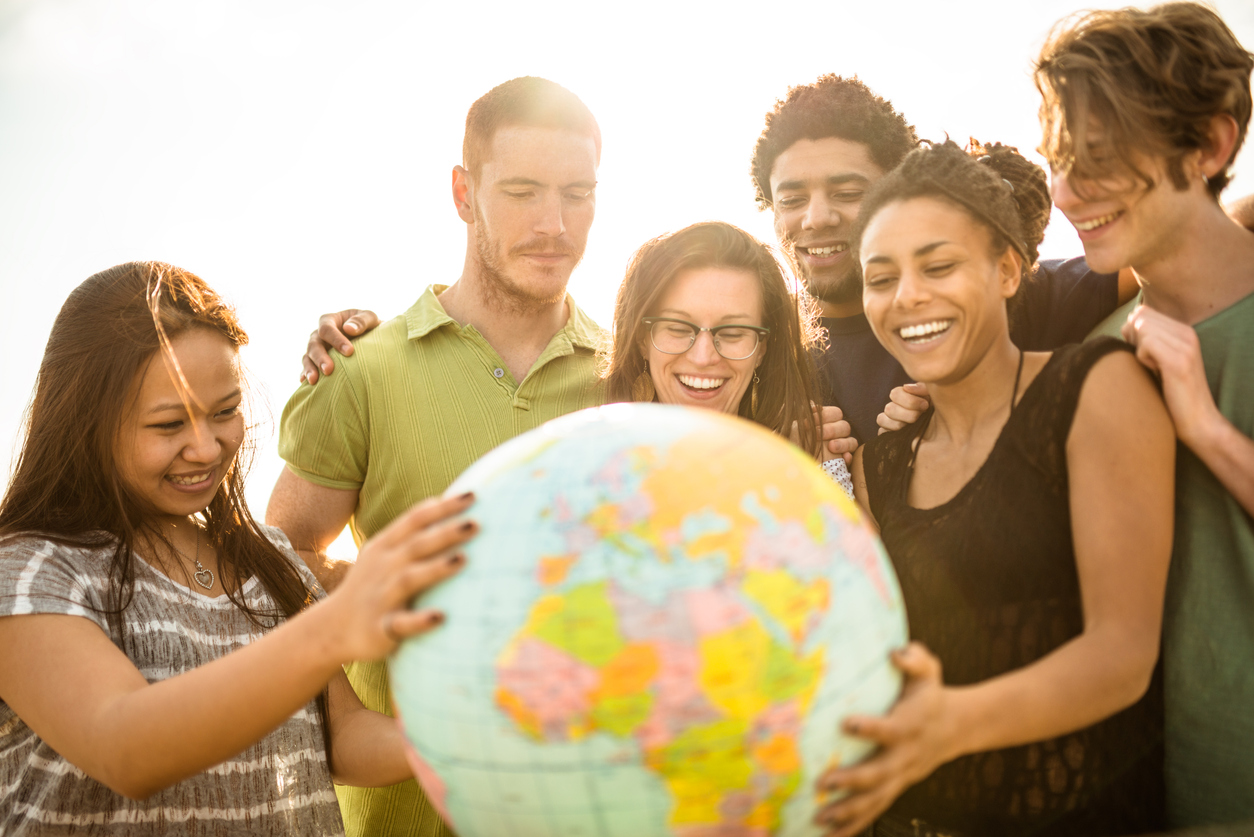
top-left (937, 686), bottom-right (979, 762)
top-left (1178, 401), bottom-right (1230, 457)
top-left (293, 595), bottom-right (354, 673)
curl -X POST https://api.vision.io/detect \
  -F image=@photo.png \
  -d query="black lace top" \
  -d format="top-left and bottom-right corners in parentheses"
top-left (861, 339), bottom-right (1164, 837)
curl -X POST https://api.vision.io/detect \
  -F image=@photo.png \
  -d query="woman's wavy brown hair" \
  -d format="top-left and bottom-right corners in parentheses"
top-left (600, 222), bottom-right (824, 455)
top-left (1035, 2), bottom-right (1253, 200)
top-left (0, 262), bottom-right (316, 632)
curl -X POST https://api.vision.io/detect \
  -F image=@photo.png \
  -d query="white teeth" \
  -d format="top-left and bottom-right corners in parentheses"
top-left (1074, 211), bottom-right (1122, 231)
top-left (805, 244), bottom-right (848, 256)
top-left (898, 320), bottom-right (954, 341)
top-left (678, 375), bottom-right (725, 390)
top-left (168, 472), bottom-right (210, 486)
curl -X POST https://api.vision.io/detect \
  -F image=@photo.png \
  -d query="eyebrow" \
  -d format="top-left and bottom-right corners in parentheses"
top-left (146, 388), bottom-right (242, 415)
top-left (774, 173), bottom-right (873, 192)
top-left (657, 310), bottom-right (756, 322)
top-left (864, 240), bottom-right (952, 265)
top-left (497, 178), bottom-right (598, 189)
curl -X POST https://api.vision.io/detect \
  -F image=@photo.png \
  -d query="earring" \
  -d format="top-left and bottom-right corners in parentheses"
top-left (750, 372), bottom-right (760, 417)
top-left (632, 360), bottom-right (656, 403)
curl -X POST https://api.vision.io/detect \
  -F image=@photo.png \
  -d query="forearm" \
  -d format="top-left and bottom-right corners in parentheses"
top-left (1183, 412), bottom-right (1254, 517)
top-left (945, 625), bottom-right (1156, 760)
top-left (91, 597), bottom-right (348, 798)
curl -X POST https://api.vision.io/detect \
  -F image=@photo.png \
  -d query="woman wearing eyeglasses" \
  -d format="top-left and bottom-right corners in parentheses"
top-left (600, 221), bottom-right (853, 495)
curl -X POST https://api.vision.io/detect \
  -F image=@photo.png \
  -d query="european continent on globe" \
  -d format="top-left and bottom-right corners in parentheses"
top-left (392, 404), bottom-right (907, 837)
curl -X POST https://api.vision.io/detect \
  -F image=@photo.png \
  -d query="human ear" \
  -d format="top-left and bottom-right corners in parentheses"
top-left (452, 166), bottom-right (475, 225)
top-left (998, 249), bottom-right (1022, 300)
top-left (1196, 113), bottom-right (1241, 181)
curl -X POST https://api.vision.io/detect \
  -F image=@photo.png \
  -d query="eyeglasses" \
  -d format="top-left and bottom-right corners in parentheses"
top-left (641, 317), bottom-right (769, 361)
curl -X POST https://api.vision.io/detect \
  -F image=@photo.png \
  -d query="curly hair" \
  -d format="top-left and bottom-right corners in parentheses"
top-left (750, 75), bottom-right (919, 210)
top-left (1036, 2), bottom-right (1253, 200)
top-left (850, 139), bottom-right (1053, 307)
top-left (600, 222), bottom-right (824, 456)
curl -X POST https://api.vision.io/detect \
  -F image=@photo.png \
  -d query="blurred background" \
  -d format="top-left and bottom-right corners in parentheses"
top-left (2, 0), bottom-right (1252, 554)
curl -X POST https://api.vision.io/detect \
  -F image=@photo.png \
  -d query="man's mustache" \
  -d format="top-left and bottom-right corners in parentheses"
top-left (509, 240), bottom-right (580, 258)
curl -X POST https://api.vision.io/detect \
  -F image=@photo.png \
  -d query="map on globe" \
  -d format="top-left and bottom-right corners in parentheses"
top-left (392, 404), bottom-right (907, 837)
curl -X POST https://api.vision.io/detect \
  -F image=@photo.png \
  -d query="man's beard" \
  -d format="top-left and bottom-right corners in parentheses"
top-left (474, 207), bottom-right (580, 315)
top-left (799, 259), bottom-right (862, 310)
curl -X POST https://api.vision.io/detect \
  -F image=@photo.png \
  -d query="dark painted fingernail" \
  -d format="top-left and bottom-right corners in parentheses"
top-left (429, 611), bottom-right (445, 625)
top-left (447, 553), bottom-right (465, 567)
top-left (459, 520), bottom-right (477, 533)
top-left (456, 491), bottom-right (475, 502)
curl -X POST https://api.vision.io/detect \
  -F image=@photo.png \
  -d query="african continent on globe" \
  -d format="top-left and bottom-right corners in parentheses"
top-left (391, 403), bottom-right (907, 837)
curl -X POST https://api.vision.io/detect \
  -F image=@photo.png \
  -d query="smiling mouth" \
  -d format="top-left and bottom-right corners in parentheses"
top-left (799, 244), bottom-right (848, 257)
top-left (1072, 211), bottom-right (1123, 232)
top-left (678, 374), bottom-right (726, 391)
top-left (167, 470), bottom-right (213, 487)
top-left (897, 319), bottom-right (954, 343)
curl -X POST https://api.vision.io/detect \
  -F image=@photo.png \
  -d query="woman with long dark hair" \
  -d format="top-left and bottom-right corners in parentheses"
top-left (0, 262), bottom-right (473, 835)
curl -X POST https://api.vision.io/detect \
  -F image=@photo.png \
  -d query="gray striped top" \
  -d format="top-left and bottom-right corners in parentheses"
top-left (0, 527), bottom-right (345, 836)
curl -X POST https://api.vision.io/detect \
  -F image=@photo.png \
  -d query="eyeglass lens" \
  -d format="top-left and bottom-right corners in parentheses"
top-left (650, 320), bottom-right (760, 360)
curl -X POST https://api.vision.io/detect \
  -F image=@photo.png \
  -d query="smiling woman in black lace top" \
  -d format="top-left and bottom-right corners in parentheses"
top-left (813, 141), bottom-right (1175, 837)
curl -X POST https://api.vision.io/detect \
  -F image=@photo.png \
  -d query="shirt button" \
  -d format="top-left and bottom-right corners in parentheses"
top-left (493, 368), bottom-right (505, 379)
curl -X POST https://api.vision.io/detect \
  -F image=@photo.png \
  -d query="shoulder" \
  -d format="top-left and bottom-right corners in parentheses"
top-left (1069, 342), bottom-right (1171, 447)
top-left (0, 534), bottom-right (115, 620)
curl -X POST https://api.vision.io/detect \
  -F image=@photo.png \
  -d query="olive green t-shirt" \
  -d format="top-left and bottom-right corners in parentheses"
top-left (1086, 291), bottom-right (1141, 340)
top-left (278, 286), bottom-right (604, 837)
top-left (1162, 288), bottom-right (1254, 827)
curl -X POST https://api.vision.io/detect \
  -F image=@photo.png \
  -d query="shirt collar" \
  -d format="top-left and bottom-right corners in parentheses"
top-left (405, 284), bottom-right (603, 350)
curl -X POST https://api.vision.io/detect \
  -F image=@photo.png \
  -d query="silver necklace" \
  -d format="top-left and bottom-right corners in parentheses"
top-left (189, 529), bottom-right (214, 590)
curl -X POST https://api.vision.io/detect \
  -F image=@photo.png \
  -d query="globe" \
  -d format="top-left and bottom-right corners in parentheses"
top-left (391, 403), bottom-right (907, 837)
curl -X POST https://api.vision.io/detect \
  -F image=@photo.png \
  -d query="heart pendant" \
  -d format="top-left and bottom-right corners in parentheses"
top-left (194, 568), bottom-right (215, 590)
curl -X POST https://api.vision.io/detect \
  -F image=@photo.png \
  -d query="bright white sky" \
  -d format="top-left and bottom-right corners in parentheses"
top-left (2, 0), bottom-right (1252, 546)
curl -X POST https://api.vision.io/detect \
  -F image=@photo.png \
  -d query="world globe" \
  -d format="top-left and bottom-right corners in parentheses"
top-left (391, 403), bottom-right (908, 837)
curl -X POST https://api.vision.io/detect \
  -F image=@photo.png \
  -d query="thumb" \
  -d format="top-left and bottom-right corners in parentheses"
top-left (892, 642), bottom-right (941, 682)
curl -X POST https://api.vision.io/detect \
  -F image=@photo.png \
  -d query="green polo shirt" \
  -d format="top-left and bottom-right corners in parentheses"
top-left (278, 285), bottom-right (604, 837)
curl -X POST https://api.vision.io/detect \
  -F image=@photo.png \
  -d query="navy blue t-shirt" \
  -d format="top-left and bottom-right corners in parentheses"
top-left (815, 257), bottom-right (1118, 445)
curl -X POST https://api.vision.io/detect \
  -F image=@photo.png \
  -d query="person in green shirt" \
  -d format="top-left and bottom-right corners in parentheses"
top-left (1035, 2), bottom-right (1254, 827)
top-left (266, 77), bottom-right (606, 837)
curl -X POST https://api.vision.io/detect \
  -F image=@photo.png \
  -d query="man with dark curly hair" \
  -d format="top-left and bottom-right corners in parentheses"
top-left (750, 75), bottom-right (1132, 445)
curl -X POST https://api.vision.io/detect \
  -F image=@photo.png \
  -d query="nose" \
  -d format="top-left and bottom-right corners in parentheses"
top-left (802, 193), bottom-right (840, 232)
top-left (534, 191), bottom-right (567, 237)
top-left (1050, 169), bottom-right (1079, 213)
top-left (894, 268), bottom-right (932, 310)
top-left (181, 422), bottom-right (222, 465)
top-left (686, 330), bottom-right (721, 365)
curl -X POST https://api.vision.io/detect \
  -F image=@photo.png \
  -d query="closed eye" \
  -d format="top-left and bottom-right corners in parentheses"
top-left (924, 261), bottom-right (958, 276)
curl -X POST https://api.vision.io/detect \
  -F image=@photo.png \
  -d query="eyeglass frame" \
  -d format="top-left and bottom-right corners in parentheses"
top-left (640, 317), bottom-right (770, 361)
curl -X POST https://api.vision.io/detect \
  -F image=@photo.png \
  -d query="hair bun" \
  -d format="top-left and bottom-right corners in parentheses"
top-left (967, 139), bottom-right (1051, 264)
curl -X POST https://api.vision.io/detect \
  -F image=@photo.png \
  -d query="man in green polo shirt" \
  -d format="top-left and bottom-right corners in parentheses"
top-left (267, 76), bottom-right (604, 837)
